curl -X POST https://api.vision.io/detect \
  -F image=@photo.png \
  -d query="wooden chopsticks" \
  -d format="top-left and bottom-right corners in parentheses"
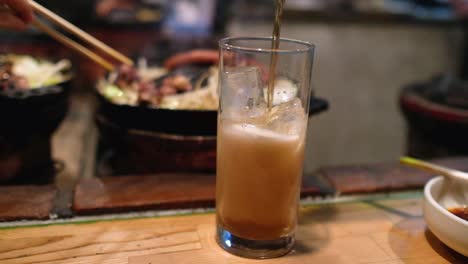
top-left (28, 0), bottom-right (133, 70)
top-left (32, 19), bottom-right (115, 71)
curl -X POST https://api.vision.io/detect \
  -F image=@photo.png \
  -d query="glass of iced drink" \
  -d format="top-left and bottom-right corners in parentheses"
top-left (216, 37), bottom-right (315, 259)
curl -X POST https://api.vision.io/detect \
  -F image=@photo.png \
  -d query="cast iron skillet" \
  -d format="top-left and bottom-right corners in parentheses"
top-left (0, 77), bottom-right (72, 138)
top-left (97, 44), bottom-right (328, 136)
top-left (0, 76), bottom-right (72, 184)
top-left (96, 91), bottom-right (328, 136)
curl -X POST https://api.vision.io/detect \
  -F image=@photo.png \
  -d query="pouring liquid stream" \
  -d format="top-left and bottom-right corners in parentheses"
top-left (267, 0), bottom-right (286, 110)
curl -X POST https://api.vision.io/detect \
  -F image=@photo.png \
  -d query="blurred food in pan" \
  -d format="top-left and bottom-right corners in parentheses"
top-left (97, 49), bottom-right (219, 111)
top-left (0, 54), bottom-right (71, 91)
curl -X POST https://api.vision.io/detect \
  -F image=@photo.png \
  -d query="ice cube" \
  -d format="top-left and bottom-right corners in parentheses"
top-left (267, 98), bottom-right (306, 135)
top-left (221, 66), bottom-right (267, 120)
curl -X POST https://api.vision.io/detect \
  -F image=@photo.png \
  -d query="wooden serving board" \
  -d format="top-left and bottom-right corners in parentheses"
top-left (72, 157), bottom-right (468, 217)
top-left (318, 157), bottom-right (468, 194)
top-left (0, 197), bottom-right (466, 263)
top-left (72, 173), bottom-right (329, 215)
top-left (0, 185), bottom-right (56, 221)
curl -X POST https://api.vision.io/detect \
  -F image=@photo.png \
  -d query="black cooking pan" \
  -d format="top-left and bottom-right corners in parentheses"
top-left (0, 77), bottom-right (72, 184)
top-left (0, 78), bottom-right (72, 137)
top-left (96, 91), bottom-right (328, 136)
top-left (97, 43), bottom-right (328, 136)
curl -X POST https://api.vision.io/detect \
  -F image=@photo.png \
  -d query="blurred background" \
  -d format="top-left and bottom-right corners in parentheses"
top-left (0, 0), bottom-right (466, 180)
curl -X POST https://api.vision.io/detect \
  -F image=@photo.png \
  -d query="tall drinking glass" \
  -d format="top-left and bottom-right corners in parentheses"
top-left (216, 37), bottom-right (315, 259)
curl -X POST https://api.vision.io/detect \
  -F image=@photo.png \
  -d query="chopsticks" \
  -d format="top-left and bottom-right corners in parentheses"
top-left (28, 0), bottom-right (133, 70)
top-left (31, 19), bottom-right (115, 71)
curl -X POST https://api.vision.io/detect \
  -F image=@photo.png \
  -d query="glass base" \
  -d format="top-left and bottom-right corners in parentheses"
top-left (216, 224), bottom-right (295, 259)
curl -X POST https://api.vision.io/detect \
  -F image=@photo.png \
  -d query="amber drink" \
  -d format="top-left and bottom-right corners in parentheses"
top-left (216, 37), bottom-right (315, 259)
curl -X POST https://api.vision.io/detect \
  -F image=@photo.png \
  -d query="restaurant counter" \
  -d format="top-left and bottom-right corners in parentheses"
top-left (0, 194), bottom-right (467, 263)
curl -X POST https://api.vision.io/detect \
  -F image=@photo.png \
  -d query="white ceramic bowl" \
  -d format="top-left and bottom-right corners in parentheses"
top-left (423, 176), bottom-right (468, 257)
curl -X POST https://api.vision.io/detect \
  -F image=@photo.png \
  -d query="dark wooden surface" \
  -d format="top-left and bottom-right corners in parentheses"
top-left (0, 185), bottom-right (56, 221)
top-left (73, 157), bottom-right (468, 216)
top-left (73, 172), bottom-right (327, 216)
top-left (74, 174), bottom-right (216, 215)
top-left (320, 157), bottom-right (468, 194)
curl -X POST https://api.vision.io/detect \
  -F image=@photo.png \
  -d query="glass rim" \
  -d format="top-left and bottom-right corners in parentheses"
top-left (219, 37), bottom-right (315, 54)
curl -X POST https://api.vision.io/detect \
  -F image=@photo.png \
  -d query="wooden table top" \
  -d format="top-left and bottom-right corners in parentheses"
top-left (0, 196), bottom-right (467, 264)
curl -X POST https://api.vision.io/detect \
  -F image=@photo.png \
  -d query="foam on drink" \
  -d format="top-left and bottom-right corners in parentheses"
top-left (227, 124), bottom-right (300, 142)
